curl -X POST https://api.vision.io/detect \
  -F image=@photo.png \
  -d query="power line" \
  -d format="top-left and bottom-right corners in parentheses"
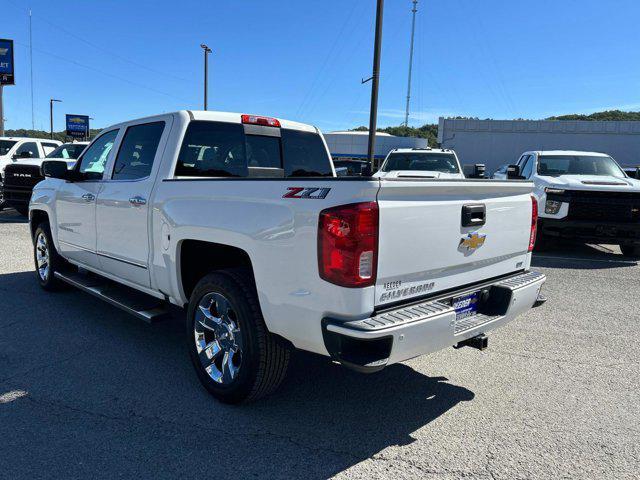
top-left (7, 0), bottom-right (190, 84)
top-left (13, 41), bottom-right (196, 104)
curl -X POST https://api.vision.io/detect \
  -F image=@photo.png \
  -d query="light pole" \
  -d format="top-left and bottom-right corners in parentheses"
top-left (49, 98), bottom-right (61, 139)
top-left (200, 44), bottom-right (212, 110)
top-left (366, 0), bottom-right (385, 166)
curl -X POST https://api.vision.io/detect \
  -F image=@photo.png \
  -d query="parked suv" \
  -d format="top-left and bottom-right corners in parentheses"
top-left (0, 137), bottom-right (62, 210)
top-left (511, 150), bottom-right (640, 255)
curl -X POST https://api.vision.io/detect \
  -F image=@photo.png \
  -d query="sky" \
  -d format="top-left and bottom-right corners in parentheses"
top-left (3, 0), bottom-right (640, 133)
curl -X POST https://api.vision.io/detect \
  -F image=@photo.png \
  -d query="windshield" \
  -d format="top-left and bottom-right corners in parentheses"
top-left (46, 143), bottom-right (87, 159)
top-left (382, 152), bottom-right (459, 173)
top-left (0, 140), bottom-right (17, 156)
top-left (538, 155), bottom-right (626, 177)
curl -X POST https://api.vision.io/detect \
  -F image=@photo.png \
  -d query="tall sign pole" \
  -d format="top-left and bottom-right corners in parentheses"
top-left (404, 0), bottom-right (418, 127)
top-left (0, 85), bottom-right (4, 137)
top-left (366, 0), bottom-right (385, 166)
top-left (49, 98), bottom-right (61, 139)
top-left (0, 38), bottom-right (16, 136)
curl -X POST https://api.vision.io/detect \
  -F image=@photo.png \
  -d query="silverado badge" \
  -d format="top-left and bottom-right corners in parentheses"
top-left (459, 233), bottom-right (486, 252)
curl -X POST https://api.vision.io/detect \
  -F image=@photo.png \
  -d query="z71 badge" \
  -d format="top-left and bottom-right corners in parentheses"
top-left (283, 187), bottom-right (331, 199)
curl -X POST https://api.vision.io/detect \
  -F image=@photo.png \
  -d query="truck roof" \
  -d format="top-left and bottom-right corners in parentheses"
top-left (389, 147), bottom-right (455, 154)
top-left (0, 136), bottom-right (60, 142)
top-left (526, 150), bottom-right (610, 157)
top-left (102, 111), bottom-right (318, 135)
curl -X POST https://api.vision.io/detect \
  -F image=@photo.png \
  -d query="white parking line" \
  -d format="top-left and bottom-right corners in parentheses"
top-left (0, 390), bottom-right (28, 404)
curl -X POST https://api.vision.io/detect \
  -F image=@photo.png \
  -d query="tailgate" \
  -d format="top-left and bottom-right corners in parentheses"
top-left (375, 179), bottom-right (534, 307)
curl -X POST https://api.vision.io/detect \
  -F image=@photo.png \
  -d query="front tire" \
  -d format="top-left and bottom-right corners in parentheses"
top-left (33, 221), bottom-right (70, 291)
top-left (187, 269), bottom-right (290, 404)
top-left (620, 244), bottom-right (640, 258)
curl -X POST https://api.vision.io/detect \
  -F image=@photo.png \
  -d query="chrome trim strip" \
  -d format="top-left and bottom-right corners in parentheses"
top-left (97, 251), bottom-right (147, 269)
top-left (58, 240), bottom-right (94, 253)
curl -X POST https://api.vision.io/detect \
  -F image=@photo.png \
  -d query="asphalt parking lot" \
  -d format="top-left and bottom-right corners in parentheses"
top-left (0, 208), bottom-right (638, 480)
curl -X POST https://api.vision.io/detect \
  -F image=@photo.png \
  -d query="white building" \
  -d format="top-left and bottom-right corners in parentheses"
top-left (323, 131), bottom-right (428, 169)
top-left (438, 117), bottom-right (640, 174)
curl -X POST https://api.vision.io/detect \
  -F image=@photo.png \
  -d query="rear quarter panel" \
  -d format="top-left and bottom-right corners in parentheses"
top-left (151, 178), bottom-right (380, 354)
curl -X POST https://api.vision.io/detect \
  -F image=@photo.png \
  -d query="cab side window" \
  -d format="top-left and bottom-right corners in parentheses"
top-left (76, 130), bottom-right (119, 180)
top-left (15, 141), bottom-right (39, 158)
top-left (111, 122), bottom-right (165, 180)
top-left (520, 156), bottom-right (535, 178)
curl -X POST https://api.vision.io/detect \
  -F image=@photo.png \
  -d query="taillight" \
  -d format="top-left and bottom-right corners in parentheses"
top-left (318, 202), bottom-right (379, 287)
top-left (529, 195), bottom-right (538, 252)
top-left (241, 114), bottom-right (281, 127)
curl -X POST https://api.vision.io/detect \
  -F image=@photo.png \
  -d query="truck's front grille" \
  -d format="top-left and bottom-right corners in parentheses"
top-left (550, 190), bottom-right (640, 223)
top-left (3, 164), bottom-right (43, 188)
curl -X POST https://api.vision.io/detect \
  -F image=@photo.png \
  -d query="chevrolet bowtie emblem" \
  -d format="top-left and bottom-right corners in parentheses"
top-left (459, 233), bottom-right (486, 252)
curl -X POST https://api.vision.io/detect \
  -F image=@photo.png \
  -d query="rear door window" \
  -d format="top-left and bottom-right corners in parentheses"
top-left (111, 122), bottom-right (165, 180)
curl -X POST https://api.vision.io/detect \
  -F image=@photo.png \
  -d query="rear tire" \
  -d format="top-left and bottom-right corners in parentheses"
top-left (620, 244), bottom-right (640, 258)
top-left (187, 269), bottom-right (290, 404)
top-left (33, 221), bottom-right (71, 291)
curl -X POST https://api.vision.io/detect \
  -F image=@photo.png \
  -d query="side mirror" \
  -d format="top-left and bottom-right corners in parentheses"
top-left (463, 163), bottom-right (486, 179)
top-left (13, 151), bottom-right (33, 160)
top-left (361, 164), bottom-right (373, 176)
top-left (506, 164), bottom-right (522, 180)
top-left (335, 166), bottom-right (348, 177)
top-left (42, 160), bottom-right (72, 180)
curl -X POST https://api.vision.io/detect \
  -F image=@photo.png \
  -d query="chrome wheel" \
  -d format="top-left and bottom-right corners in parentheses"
top-left (35, 232), bottom-right (50, 281)
top-left (194, 292), bottom-right (243, 384)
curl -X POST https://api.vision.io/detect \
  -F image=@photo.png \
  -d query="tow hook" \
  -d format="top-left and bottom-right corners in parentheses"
top-left (454, 333), bottom-right (488, 351)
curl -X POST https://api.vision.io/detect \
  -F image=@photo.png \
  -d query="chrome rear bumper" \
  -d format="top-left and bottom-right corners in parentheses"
top-left (322, 271), bottom-right (546, 372)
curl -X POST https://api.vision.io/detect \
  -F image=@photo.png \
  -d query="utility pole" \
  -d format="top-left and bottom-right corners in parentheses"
top-left (49, 98), bottom-right (61, 139)
top-left (29, 9), bottom-right (35, 130)
top-left (366, 0), bottom-right (385, 166)
top-left (0, 85), bottom-right (4, 137)
top-left (200, 44), bottom-right (212, 110)
top-left (404, 0), bottom-right (418, 127)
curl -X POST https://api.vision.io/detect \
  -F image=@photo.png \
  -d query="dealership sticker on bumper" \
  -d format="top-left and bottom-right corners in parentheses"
top-left (452, 292), bottom-right (479, 321)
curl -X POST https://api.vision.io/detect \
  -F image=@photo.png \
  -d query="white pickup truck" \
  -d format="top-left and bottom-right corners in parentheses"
top-left (30, 111), bottom-right (545, 403)
top-left (510, 150), bottom-right (640, 256)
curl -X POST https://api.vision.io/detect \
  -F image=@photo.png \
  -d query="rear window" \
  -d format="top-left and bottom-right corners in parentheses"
top-left (382, 152), bottom-right (459, 173)
top-left (281, 129), bottom-right (333, 177)
top-left (175, 121), bottom-right (333, 178)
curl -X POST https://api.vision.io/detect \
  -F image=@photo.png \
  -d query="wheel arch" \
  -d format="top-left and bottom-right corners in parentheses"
top-left (177, 239), bottom-right (255, 304)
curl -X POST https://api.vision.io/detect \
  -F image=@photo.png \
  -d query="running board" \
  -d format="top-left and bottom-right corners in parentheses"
top-left (54, 271), bottom-right (169, 323)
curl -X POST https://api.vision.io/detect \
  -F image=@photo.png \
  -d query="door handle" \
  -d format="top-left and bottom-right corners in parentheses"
top-left (129, 196), bottom-right (147, 206)
top-left (81, 193), bottom-right (95, 202)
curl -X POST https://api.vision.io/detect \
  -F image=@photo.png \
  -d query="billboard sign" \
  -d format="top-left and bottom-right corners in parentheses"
top-left (66, 114), bottom-right (90, 138)
top-left (0, 39), bottom-right (15, 85)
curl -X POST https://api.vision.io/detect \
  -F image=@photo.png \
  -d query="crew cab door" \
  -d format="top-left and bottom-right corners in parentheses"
top-left (95, 119), bottom-right (170, 287)
top-left (55, 130), bottom-right (119, 267)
